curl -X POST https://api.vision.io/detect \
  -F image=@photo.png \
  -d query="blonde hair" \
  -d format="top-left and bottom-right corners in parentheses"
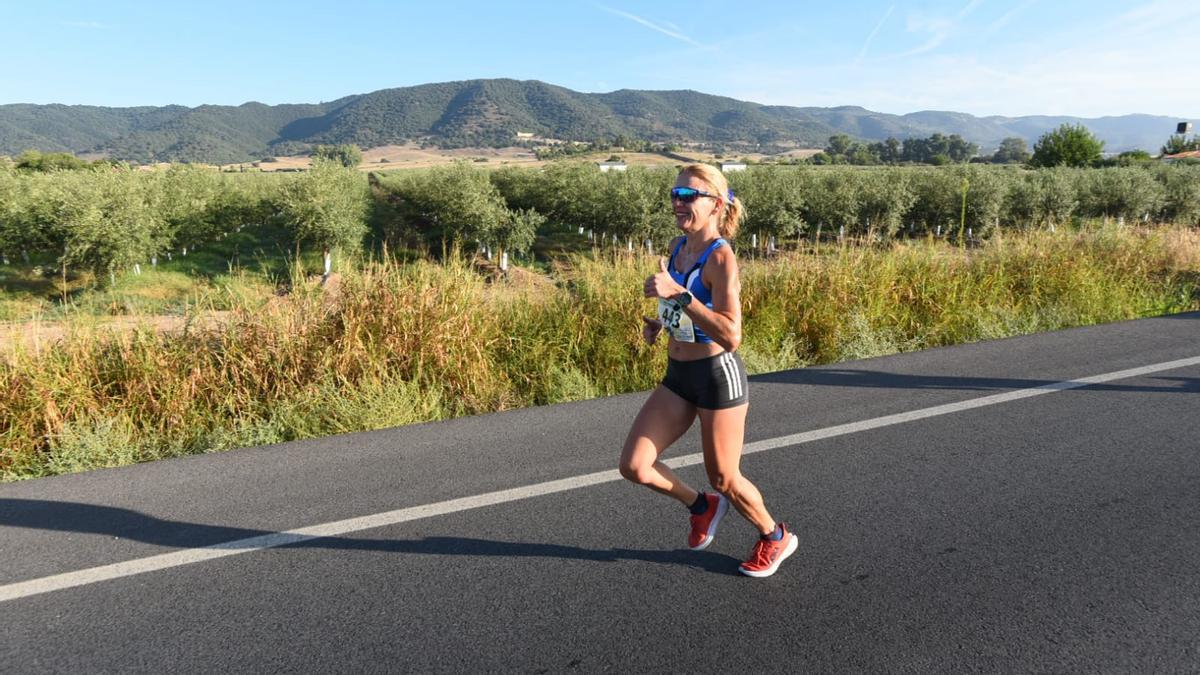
top-left (678, 163), bottom-right (744, 240)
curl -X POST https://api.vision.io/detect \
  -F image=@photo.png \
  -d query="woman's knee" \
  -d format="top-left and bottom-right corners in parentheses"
top-left (707, 469), bottom-right (740, 495)
top-left (619, 459), bottom-right (655, 485)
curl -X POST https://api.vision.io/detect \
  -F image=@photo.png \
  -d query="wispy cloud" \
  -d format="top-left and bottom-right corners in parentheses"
top-left (879, 0), bottom-right (983, 60)
top-left (983, 0), bottom-right (1037, 37)
top-left (1108, 0), bottom-right (1200, 37)
top-left (597, 5), bottom-right (701, 46)
top-left (736, 40), bottom-right (1197, 119)
top-left (856, 4), bottom-right (895, 63)
top-left (61, 20), bottom-right (111, 29)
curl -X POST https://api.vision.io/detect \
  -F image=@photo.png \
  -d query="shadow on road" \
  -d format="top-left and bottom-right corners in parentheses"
top-left (291, 535), bottom-right (741, 573)
top-left (0, 499), bottom-right (742, 575)
top-left (754, 369), bottom-right (1200, 394)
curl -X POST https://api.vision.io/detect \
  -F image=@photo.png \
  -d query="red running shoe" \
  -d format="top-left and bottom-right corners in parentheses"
top-left (738, 523), bottom-right (798, 578)
top-left (687, 492), bottom-right (729, 550)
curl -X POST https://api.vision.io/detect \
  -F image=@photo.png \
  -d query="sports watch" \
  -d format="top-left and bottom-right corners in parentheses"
top-left (676, 290), bottom-right (693, 307)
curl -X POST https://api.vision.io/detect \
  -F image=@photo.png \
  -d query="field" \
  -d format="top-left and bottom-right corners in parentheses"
top-left (216, 143), bottom-right (818, 173)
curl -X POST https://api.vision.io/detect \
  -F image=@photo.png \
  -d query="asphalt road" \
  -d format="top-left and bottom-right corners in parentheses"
top-left (2, 312), bottom-right (1199, 673)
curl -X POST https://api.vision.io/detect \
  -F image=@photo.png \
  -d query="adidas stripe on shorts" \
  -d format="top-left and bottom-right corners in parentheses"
top-left (662, 351), bottom-right (749, 410)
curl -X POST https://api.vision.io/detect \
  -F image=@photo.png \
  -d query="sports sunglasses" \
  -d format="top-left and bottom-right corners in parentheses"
top-left (669, 186), bottom-right (720, 203)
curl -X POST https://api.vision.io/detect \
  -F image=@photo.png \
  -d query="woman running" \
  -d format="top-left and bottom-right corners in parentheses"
top-left (618, 163), bottom-right (797, 578)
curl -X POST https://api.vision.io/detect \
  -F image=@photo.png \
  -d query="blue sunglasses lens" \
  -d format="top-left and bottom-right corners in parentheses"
top-left (671, 187), bottom-right (701, 201)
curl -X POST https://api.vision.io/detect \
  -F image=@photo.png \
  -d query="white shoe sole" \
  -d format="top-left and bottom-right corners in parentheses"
top-left (738, 533), bottom-right (799, 578)
top-left (688, 494), bottom-right (729, 551)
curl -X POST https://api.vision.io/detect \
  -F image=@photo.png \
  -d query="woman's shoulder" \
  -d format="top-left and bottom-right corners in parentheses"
top-left (702, 241), bottom-right (739, 280)
top-left (709, 240), bottom-right (738, 264)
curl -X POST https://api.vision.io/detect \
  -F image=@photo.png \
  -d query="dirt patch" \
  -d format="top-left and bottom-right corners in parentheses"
top-left (0, 273), bottom-right (360, 357)
top-left (0, 311), bottom-right (234, 357)
top-left (471, 258), bottom-right (559, 304)
top-left (220, 143), bottom-right (546, 172)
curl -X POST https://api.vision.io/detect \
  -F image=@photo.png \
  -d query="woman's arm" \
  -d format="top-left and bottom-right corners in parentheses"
top-left (681, 246), bottom-right (742, 353)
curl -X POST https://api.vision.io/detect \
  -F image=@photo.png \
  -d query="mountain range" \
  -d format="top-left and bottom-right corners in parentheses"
top-left (0, 78), bottom-right (1186, 164)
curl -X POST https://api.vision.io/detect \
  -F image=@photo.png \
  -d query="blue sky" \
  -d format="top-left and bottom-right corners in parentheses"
top-left (3, 1), bottom-right (1197, 119)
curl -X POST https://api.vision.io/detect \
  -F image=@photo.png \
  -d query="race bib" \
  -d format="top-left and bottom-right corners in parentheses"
top-left (658, 298), bottom-right (696, 343)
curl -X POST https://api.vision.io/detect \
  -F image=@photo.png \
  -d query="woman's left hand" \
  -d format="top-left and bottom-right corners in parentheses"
top-left (644, 257), bottom-right (684, 299)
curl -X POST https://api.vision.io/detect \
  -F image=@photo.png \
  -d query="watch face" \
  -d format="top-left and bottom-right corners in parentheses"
top-left (679, 291), bottom-right (692, 306)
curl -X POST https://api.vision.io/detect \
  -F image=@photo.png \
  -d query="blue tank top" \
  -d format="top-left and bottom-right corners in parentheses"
top-left (666, 237), bottom-right (727, 344)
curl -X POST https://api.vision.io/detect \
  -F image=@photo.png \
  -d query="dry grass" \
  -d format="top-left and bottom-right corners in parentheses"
top-left (2, 225), bottom-right (1196, 481)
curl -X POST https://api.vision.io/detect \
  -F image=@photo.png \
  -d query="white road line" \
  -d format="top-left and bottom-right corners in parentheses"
top-left (3, 354), bottom-right (1199, 603)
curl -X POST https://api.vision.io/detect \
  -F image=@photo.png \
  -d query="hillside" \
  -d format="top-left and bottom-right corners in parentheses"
top-left (0, 79), bottom-right (1187, 164)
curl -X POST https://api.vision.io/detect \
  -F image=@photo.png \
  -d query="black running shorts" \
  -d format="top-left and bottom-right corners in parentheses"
top-left (662, 351), bottom-right (749, 410)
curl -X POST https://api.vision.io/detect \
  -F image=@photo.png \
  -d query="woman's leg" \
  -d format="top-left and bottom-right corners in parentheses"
top-left (619, 385), bottom-right (700, 505)
top-left (698, 404), bottom-right (776, 534)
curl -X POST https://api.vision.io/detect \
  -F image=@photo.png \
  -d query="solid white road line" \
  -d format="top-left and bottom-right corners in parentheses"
top-left (3, 354), bottom-right (1198, 603)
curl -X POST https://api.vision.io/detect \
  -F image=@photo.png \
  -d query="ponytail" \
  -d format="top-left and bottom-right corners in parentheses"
top-left (721, 195), bottom-right (743, 240)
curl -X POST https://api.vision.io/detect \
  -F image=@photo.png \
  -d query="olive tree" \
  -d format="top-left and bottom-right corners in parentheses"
top-left (489, 165), bottom-right (547, 212)
top-left (277, 158), bottom-right (370, 276)
top-left (149, 165), bottom-right (222, 262)
top-left (956, 166), bottom-right (1010, 238)
top-left (603, 166), bottom-right (675, 250)
top-left (496, 208), bottom-right (544, 260)
top-left (538, 161), bottom-right (610, 236)
top-left (1154, 164), bottom-right (1200, 225)
top-left (1077, 167), bottom-right (1165, 222)
top-left (378, 161), bottom-right (513, 257)
top-left (31, 169), bottom-right (160, 284)
top-left (731, 167), bottom-right (806, 248)
top-left (0, 165), bottom-right (25, 261)
top-left (802, 169), bottom-right (861, 240)
top-left (855, 168), bottom-right (917, 238)
top-left (907, 168), bottom-right (964, 235)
